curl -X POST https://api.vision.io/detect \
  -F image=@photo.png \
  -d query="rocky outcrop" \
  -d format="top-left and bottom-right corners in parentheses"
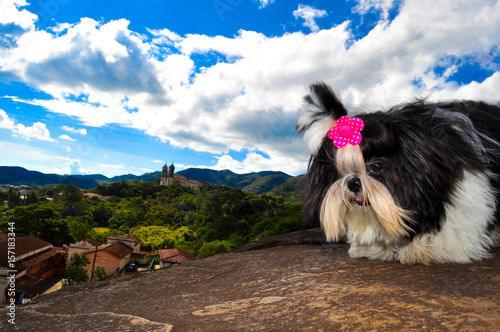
top-left (2, 228), bottom-right (499, 331)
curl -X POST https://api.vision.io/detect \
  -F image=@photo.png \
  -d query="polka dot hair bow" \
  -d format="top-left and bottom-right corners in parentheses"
top-left (328, 116), bottom-right (365, 148)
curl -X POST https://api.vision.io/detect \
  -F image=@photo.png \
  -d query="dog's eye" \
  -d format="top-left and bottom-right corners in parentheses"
top-left (367, 162), bottom-right (385, 174)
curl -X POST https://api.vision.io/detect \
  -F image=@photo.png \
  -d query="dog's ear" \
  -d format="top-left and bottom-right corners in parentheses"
top-left (296, 82), bottom-right (348, 155)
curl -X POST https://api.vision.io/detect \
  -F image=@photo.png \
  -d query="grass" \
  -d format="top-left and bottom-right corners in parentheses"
top-left (93, 227), bottom-right (110, 233)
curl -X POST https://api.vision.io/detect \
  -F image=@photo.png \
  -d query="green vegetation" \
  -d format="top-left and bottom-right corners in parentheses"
top-left (62, 253), bottom-right (91, 287)
top-left (0, 181), bottom-right (307, 257)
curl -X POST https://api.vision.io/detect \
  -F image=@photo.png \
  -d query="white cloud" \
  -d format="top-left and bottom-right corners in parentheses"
top-left (62, 125), bottom-right (87, 135)
top-left (293, 4), bottom-right (328, 32)
top-left (62, 145), bottom-right (71, 152)
top-left (352, 0), bottom-right (395, 19)
top-left (59, 134), bottom-right (76, 141)
top-left (0, 0), bottom-right (37, 30)
top-left (198, 151), bottom-right (305, 175)
top-left (258, 0), bottom-right (275, 9)
top-left (0, 109), bottom-right (15, 129)
top-left (1, 0), bottom-right (500, 175)
top-left (56, 160), bottom-right (90, 175)
top-left (138, 167), bottom-right (153, 173)
top-left (14, 122), bottom-right (54, 141)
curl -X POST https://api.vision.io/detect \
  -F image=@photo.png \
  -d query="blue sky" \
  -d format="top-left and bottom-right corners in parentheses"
top-left (0, 0), bottom-right (499, 177)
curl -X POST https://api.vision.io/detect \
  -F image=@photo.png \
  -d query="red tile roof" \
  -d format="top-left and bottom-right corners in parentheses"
top-left (102, 241), bottom-right (132, 260)
top-left (17, 249), bottom-right (60, 271)
top-left (85, 238), bottom-right (102, 247)
top-left (0, 235), bottom-right (52, 269)
top-left (158, 249), bottom-right (195, 264)
top-left (13, 235), bottom-right (52, 256)
top-left (16, 274), bottom-right (43, 297)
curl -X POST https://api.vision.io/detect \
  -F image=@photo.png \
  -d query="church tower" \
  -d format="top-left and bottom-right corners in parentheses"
top-left (161, 164), bottom-right (168, 178)
top-left (158, 162), bottom-right (201, 188)
top-left (168, 163), bottom-right (175, 177)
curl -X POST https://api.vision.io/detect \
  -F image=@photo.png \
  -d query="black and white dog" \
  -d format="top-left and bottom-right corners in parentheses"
top-left (297, 83), bottom-right (500, 264)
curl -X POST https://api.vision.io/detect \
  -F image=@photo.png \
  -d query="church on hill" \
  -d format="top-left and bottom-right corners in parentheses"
top-left (160, 163), bottom-right (202, 188)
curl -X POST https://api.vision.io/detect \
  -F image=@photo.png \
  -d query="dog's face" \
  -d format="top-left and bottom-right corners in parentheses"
top-left (297, 83), bottom-right (486, 245)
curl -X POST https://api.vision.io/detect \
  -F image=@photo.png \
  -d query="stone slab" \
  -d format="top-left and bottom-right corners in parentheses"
top-left (1, 230), bottom-right (499, 331)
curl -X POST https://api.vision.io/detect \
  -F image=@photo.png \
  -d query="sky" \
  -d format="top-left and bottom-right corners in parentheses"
top-left (0, 0), bottom-right (499, 177)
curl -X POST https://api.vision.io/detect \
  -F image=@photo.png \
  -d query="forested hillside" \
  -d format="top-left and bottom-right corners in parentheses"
top-left (0, 166), bottom-right (299, 196)
top-left (0, 181), bottom-right (307, 257)
top-left (0, 166), bottom-right (100, 189)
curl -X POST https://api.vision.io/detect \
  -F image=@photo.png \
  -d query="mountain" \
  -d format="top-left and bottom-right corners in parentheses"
top-left (177, 168), bottom-right (294, 195)
top-left (0, 166), bottom-right (305, 198)
top-left (267, 174), bottom-right (307, 202)
top-left (0, 166), bottom-right (99, 189)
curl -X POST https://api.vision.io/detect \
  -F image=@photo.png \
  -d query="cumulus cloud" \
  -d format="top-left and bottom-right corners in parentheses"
top-left (1, 0), bottom-right (500, 175)
top-left (59, 134), bottom-right (76, 141)
top-left (62, 125), bottom-right (87, 135)
top-left (258, 0), bottom-right (275, 9)
top-left (0, 0), bottom-right (37, 30)
top-left (0, 109), bottom-right (15, 129)
top-left (293, 4), bottom-right (328, 32)
top-left (352, 0), bottom-right (395, 19)
top-left (14, 122), bottom-right (54, 141)
top-left (56, 159), bottom-right (91, 175)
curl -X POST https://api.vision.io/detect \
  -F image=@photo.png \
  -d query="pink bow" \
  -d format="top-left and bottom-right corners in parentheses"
top-left (328, 115), bottom-right (364, 148)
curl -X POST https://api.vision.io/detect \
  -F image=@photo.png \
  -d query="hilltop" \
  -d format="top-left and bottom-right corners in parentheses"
top-left (3, 229), bottom-right (499, 331)
top-left (0, 166), bottom-right (305, 198)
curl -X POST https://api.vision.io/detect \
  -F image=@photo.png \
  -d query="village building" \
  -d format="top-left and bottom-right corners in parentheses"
top-left (107, 234), bottom-right (141, 253)
top-left (160, 163), bottom-right (202, 188)
top-left (85, 242), bottom-right (133, 279)
top-left (67, 235), bottom-right (141, 279)
top-left (158, 249), bottom-right (196, 267)
top-left (0, 234), bottom-right (66, 304)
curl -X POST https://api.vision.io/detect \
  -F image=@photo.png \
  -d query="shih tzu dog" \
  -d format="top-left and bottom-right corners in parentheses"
top-left (296, 83), bottom-right (500, 264)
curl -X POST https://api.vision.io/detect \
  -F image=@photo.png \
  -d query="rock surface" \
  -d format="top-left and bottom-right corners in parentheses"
top-left (2, 228), bottom-right (499, 331)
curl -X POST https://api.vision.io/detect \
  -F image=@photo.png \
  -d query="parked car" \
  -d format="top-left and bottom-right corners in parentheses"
top-left (125, 263), bottom-right (138, 272)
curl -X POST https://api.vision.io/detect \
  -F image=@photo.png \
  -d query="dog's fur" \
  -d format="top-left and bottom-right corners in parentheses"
top-left (297, 83), bottom-right (500, 264)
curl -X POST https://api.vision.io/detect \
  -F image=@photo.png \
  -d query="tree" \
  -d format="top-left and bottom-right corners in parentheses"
top-left (62, 253), bottom-right (91, 287)
top-left (61, 184), bottom-right (83, 217)
top-left (7, 187), bottom-right (20, 209)
top-left (25, 192), bottom-right (38, 205)
top-left (92, 204), bottom-right (113, 227)
top-left (67, 216), bottom-right (93, 241)
top-left (198, 240), bottom-right (233, 258)
top-left (91, 266), bottom-right (107, 281)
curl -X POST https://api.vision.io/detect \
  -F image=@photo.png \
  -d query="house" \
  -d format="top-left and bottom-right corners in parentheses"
top-left (66, 235), bottom-right (140, 279)
top-left (160, 163), bottom-right (202, 188)
top-left (84, 238), bottom-right (103, 247)
top-left (66, 238), bottom-right (102, 265)
top-left (107, 234), bottom-right (141, 253)
top-left (85, 242), bottom-right (133, 278)
top-left (158, 249), bottom-right (196, 267)
top-left (0, 235), bottom-right (66, 304)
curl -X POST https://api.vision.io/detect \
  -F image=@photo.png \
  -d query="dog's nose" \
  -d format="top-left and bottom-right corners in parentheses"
top-left (347, 178), bottom-right (362, 193)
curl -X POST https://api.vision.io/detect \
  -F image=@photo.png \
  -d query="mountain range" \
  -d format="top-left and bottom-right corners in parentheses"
top-left (0, 166), bottom-right (305, 199)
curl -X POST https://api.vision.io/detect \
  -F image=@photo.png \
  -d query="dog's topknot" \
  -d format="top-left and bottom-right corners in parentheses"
top-left (296, 83), bottom-right (348, 155)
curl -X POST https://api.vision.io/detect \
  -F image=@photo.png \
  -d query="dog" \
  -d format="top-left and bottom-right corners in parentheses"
top-left (296, 82), bottom-right (500, 264)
